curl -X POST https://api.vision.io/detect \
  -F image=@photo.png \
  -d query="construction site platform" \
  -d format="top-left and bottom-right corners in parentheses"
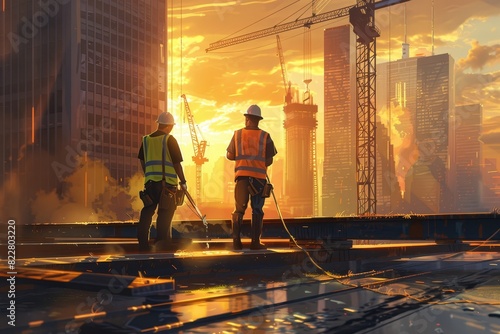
top-left (1, 213), bottom-right (499, 334)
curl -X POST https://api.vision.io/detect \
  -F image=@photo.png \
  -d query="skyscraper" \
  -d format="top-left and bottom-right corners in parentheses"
top-left (1, 0), bottom-right (166, 221)
top-left (376, 58), bottom-right (418, 199)
top-left (481, 158), bottom-right (500, 211)
top-left (455, 104), bottom-right (482, 212)
top-left (322, 25), bottom-right (357, 216)
top-left (377, 53), bottom-right (455, 213)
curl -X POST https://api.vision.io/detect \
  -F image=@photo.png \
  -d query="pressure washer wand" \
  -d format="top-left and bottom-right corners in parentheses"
top-left (183, 189), bottom-right (209, 249)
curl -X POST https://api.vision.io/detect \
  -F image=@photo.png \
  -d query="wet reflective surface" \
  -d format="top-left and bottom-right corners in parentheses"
top-left (1, 250), bottom-right (499, 333)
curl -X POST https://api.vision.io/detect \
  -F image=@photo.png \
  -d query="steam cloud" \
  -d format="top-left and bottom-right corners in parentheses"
top-left (377, 103), bottom-right (419, 193)
top-left (30, 158), bottom-right (144, 223)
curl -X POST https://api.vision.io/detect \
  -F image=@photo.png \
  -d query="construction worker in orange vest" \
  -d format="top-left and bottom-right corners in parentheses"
top-left (226, 105), bottom-right (277, 250)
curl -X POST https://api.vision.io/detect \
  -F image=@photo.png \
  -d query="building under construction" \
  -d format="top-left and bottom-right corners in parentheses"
top-left (275, 34), bottom-right (318, 218)
top-left (283, 88), bottom-right (318, 217)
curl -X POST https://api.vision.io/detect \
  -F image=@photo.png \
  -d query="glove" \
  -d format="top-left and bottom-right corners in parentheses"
top-left (179, 182), bottom-right (187, 191)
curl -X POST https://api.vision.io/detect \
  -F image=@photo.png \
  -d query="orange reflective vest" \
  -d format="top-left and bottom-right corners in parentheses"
top-left (234, 129), bottom-right (268, 179)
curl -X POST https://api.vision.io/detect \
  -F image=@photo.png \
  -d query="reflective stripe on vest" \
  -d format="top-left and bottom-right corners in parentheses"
top-left (234, 129), bottom-right (268, 179)
top-left (143, 134), bottom-right (177, 184)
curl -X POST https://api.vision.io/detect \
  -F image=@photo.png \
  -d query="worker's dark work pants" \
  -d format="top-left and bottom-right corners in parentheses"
top-left (233, 177), bottom-right (266, 216)
top-left (138, 180), bottom-right (176, 251)
top-left (232, 177), bottom-right (267, 249)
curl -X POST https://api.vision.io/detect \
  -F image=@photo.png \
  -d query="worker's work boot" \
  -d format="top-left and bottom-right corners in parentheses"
top-left (250, 213), bottom-right (267, 250)
top-left (232, 213), bottom-right (243, 250)
top-left (137, 228), bottom-right (151, 252)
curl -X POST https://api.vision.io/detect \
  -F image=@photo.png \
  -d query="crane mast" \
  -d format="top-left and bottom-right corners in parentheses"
top-left (207, 0), bottom-right (410, 215)
top-left (181, 94), bottom-right (208, 204)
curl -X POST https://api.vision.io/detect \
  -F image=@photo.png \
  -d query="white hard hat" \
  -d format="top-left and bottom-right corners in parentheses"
top-left (156, 111), bottom-right (175, 125)
top-left (244, 105), bottom-right (263, 120)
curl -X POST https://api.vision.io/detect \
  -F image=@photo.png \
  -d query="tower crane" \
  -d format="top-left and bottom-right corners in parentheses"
top-left (180, 94), bottom-right (208, 204)
top-left (276, 35), bottom-right (293, 106)
top-left (207, 0), bottom-right (411, 215)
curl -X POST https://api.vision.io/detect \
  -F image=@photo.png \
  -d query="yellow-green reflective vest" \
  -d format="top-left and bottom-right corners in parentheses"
top-left (143, 134), bottom-right (177, 185)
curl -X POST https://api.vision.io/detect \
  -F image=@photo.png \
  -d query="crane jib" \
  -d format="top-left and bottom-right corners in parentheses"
top-left (206, 0), bottom-right (411, 52)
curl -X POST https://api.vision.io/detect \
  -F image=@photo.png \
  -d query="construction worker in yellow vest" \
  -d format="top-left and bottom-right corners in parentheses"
top-left (137, 111), bottom-right (187, 252)
top-left (226, 105), bottom-right (277, 250)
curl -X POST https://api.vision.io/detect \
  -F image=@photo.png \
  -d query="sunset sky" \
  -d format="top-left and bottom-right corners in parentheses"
top-left (163, 0), bottom-right (500, 171)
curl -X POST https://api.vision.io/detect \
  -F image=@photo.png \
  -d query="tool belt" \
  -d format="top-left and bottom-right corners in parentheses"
top-left (262, 182), bottom-right (273, 198)
top-left (248, 177), bottom-right (272, 198)
top-left (159, 182), bottom-right (178, 209)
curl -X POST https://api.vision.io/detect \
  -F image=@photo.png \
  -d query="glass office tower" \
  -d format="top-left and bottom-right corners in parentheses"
top-left (322, 25), bottom-right (357, 216)
top-left (378, 53), bottom-right (455, 213)
top-left (1, 0), bottom-right (166, 221)
top-left (455, 104), bottom-right (482, 212)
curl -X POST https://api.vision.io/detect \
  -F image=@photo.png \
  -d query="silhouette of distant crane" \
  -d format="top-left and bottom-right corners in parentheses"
top-left (181, 94), bottom-right (208, 204)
